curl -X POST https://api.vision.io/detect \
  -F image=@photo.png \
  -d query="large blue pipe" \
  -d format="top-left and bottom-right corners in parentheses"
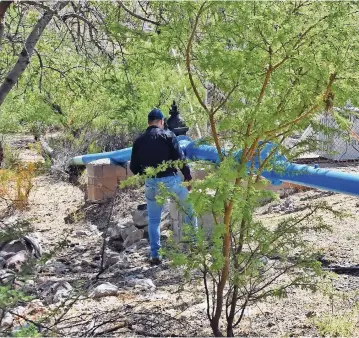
top-left (262, 163), bottom-right (359, 196)
top-left (69, 136), bottom-right (359, 197)
top-left (69, 137), bottom-right (191, 165)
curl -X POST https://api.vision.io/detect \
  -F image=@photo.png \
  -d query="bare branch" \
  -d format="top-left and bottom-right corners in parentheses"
top-left (118, 1), bottom-right (161, 26)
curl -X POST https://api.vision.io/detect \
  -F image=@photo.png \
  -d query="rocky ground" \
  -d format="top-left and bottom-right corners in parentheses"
top-left (2, 135), bottom-right (359, 336)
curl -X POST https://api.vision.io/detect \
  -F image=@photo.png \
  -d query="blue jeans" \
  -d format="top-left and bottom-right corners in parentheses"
top-left (145, 175), bottom-right (197, 258)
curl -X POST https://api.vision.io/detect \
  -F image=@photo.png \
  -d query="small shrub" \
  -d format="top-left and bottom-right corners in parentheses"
top-left (2, 145), bottom-right (21, 170)
top-left (0, 163), bottom-right (36, 209)
top-left (314, 312), bottom-right (358, 337)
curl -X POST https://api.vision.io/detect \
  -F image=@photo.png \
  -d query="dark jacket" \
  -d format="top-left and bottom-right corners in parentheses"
top-left (130, 126), bottom-right (192, 181)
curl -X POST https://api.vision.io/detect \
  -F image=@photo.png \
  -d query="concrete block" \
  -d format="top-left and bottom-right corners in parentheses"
top-left (87, 163), bottom-right (104, 177)
top-left (87, 159), bottom-right (117, 178)
top-left (102, 164), bottom-right (117, 178)
top-left (169, 201), bottom-right (180, 221)
top-left (88, 176), bottom-right (117, 190)
top-left (171, 220), bottom-right (181, 241)
top-left (116, 165), bottom-right (127, 181)
top-left (115, 162), bottom-right (133, 181)
top-left (198, 213), bottom-right (216, 236)
top-left (88, 185), bottom-right (105, 201)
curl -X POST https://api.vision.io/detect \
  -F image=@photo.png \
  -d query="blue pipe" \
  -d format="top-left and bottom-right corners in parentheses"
top-left (70, 147), bottom-right (133, 165)
top-left (69, 138), bottom-right (190, 166)
top-left (184, 139), bottom-right (359, 197)
top-left (262, 163), bottom-right (359, 197)
top-left (69, 136), bottom-right (359, 197)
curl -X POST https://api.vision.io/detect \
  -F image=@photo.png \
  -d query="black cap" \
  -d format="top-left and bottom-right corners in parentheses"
top-left (148, 108), bottom-right (164, 121)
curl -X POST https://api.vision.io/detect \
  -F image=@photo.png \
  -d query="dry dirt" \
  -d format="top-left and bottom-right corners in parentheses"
top-left (3, 135), bottom-right (359, 336)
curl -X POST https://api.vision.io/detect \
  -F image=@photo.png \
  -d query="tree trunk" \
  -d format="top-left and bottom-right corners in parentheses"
top-left (0, 1), bottom-right (69, 106)
top-left (0, 1), bottom-right (12, 50)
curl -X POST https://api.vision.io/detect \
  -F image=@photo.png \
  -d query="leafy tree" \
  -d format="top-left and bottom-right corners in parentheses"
top-left (134, 1), bottom-right (359, 336)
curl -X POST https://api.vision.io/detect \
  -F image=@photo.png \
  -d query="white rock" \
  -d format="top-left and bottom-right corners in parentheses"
top-left (132, 209), bottom-right (148, 227)
top-left (40, 281), bottom-right (73, 304)
top-left (53, 282), bottom-right (73, 303)
top-left (127, 278), bottom-right (156, 291)
top-left (74, 246), bottom-right (86, 253)
top-left (91, 282), bottom-right (119, 298)
top-left (72, 266), bottom-right (82, 273)
top-left (0, 312), bottom-right (13, 327)
top-left (0, 269), bottom-right (15, 284)
top-left (75, 230), bottom-right (90, 237)
top-left (12, 306), bottom-right (26, 316)
top-left (106, 253), bottom-right (122, 266)
top-left (120, 224), bottom-right (136, 241)
top-left (123, 227), bottom-right (144, 248)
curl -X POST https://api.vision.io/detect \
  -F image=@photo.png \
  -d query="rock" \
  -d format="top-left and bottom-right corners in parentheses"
top-left (0, 312), bottom-right (13, 327)
top-left (74, 246), bottom-right (86, 253)
top-left (2, 215), bottom-right (19, 226)
top-left (132, 208), bottom-right (148, 228)
top-left (24, 279), bottom-right (35, 292)
top-left (75, 230), bottom-right (90, 237)
top-left (89, 262), bottom-right (99, 269)
top-left (49, 261), bottom-right (68, 274)
top-left (30, 299), bottom-right (44, 306)
top-left (160, 219), bottom-right (171, 231)
top-left (109, 240), bottom-right (124, 251)
top-left (127, 278), bottom-right (156, 291)
top-left (109, 223), bottom-right (132, 241)
top-left (160, 230), bottom-right (171, 241)
top-left (39, 281), bottom-right (73, 304)
top-left (106, 253), bottom-right (122, 266)
top-left (143, 226), bottom-right (149, 239)
top-left (12, 306), bottom-right (26, 316)
top-left (91, 282), bottom-right (119, 298)
top-left (108, 225), bottom-right (121, 239)
top-left (5, 251), bottom-right (29, 271)
top-left (53, 282), bottom-right (73, 303)
top-left (306, 311), bottom-right (316, 318)
top-left (123, 227), bottom-right (144, 248)
top-left (112, 261), bottom-right (131, 270)
top-left (0, 256), bottom-right (4, 268)
top-left (88, 223), bottom-right (99, 233)
top-left (120, 224), bottom-right (137, 241)
top-left (136, 239), bottom-right (149, 249)
top-left (71, 266), bottom-right (82, 273)
top-left (81, 259), bottom-right (91, 267)
top-left (41, 260), bottom-right (68, 274)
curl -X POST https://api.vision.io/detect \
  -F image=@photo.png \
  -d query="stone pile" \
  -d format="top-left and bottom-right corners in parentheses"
top-left (108, 202), bottom-right (171, 252)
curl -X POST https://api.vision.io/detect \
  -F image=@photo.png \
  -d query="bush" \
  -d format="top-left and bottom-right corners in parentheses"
top-left (315, 311), bottom-right (358, 337)
top-left (2, 145), bottom-right (21, 170)
top-left (0, 163), bottom-right (36, 210)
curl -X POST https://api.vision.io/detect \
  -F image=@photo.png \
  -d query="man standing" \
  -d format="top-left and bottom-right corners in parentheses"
top-left (130, 108), bottom-right (197, 265)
